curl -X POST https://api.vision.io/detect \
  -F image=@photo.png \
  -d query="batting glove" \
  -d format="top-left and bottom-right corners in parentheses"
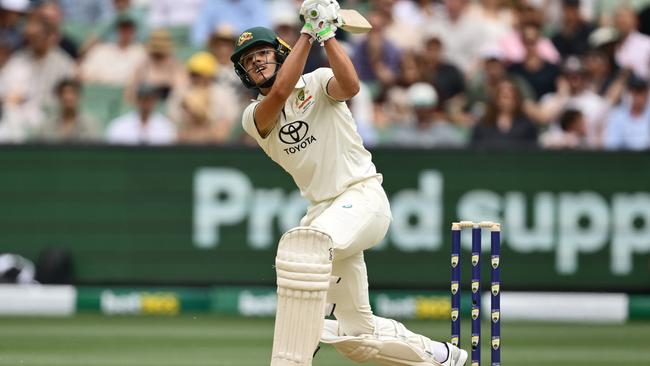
top-left (300, 0), bottom-right (341, 46)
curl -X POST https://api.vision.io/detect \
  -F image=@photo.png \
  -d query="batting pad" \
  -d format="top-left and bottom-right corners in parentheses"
top-left (271, 227), bottom-right (333, 366)
top-left (321, 317), bottom-right (443, 366)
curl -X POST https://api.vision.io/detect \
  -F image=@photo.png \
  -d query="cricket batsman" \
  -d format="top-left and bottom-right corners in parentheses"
top-left (231, 0), bottom-right (468, 365)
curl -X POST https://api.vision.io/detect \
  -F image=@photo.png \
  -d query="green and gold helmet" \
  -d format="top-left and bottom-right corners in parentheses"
top-left (230, 27), bottom-right (292, 89)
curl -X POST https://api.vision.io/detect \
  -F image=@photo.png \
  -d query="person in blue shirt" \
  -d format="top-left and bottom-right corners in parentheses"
top-left (190, 0), bottom-right (271, 47)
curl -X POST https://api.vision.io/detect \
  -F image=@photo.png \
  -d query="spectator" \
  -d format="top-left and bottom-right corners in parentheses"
top-left (351, 11), bottom-right (401, 98)
top-left (465, 0), bottom-right (515, 53)
top-left (31, 79), bottom-right (102, 143)
top-left (190, 0), bottom-right (270, 47)
top-left (177, 88), bottom-right (224, 144)
top-left (58, 0), bottom-right (113, 26)
top-left (551, 0), bottom-right (596, 58)
top-left (540, 109), bottom-right (588, 149)
top-left (426, 0), bottom-right (487, 74)
top-left (206, 25), bottom-right (246, 98)
top-left (508, 22), bottom-right (560, 100)
top-left (168, 51), bottom-right (239, 142)
top-left (80, 13), bottom-right (146, 86)
top-left (467, 46), bottom-right (536, 119)
top-left (148, 0), bottom-right (206, 28)
top-left (471, 79), bottom-right (538, 149)
top-left (0, 19), bottom-right (76, 110)
top-left (388, 82), bottom-right (466, 148)
top-left (372, 0), bottom-right (420, 52)
top-left (125, 29), bottom-right (187, 102)
top-left (32, 0), bottom-right (78, 59)
top-left (603, 76), bottom-right (650, 150)
top-left (106, 83), bottom-right (176, 145)
top-left (83, 0), bottom-right (147, 52)
top-left (499, 3), bottom-right (560, 65)
top-left (0, 0), bottom-right (28, 51)
top-left (584, 49), bottom-right (618, 97)
top-left (419, 32), bottom-right (465, 110)
top-left (614, 6), bottom-right (650, 80)
top-left (538, 56), bottom-right (609, 147)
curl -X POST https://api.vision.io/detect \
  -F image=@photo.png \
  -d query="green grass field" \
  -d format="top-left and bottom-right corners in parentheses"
top-left (1, 315), bottom-right (649, 365)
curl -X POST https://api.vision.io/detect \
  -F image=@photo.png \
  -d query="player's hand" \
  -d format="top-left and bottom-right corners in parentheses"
top-left (300, 0), bottom-right (341, 46)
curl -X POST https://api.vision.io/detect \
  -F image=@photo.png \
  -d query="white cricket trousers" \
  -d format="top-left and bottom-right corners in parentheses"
top-left (299, 176), bottom-right (391, 336)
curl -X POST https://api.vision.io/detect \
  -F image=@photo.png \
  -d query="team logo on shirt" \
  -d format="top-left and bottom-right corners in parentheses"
top-left (295, 89), bottom-right (315, 114)
top-left (279, 120), bottom-right (317, 155)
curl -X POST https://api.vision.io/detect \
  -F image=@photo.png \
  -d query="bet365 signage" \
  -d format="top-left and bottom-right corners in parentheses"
top-left (193, 168), bottom-right (650, 276)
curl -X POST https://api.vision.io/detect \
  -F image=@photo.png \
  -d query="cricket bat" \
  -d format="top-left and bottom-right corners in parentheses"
top-left (338, 9), bottom-right (372, 34)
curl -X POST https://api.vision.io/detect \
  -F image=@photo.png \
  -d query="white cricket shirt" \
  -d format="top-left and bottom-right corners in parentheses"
top-left (242, 68), bottom-right (380, 203)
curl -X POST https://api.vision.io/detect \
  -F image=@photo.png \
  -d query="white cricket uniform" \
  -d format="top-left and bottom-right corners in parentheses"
top-left (242, 67), bottom-right (391, 336)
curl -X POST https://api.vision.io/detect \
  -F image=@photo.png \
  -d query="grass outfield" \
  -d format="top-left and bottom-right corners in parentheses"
top-left (0, 315), bottom-right (649, 365)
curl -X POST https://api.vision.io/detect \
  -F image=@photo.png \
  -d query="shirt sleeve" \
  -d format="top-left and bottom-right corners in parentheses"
top-left (241, 101), bottom-right (267, 145)
top-left (312, 67), bottom-right (340, 102)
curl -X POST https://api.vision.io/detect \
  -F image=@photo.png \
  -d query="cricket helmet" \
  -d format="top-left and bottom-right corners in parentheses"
top-left (230, 27), bottom-right (292, 89)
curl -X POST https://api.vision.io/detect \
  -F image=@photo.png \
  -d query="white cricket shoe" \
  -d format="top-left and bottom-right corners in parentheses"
top-left (441, 342), bottom-right (468, 366)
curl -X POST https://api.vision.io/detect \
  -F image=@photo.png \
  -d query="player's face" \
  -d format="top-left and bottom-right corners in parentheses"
top-left (240, 45), bottom-right (278, 86)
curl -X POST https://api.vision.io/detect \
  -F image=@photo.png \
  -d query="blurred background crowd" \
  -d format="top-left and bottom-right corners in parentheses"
top-left (0, 0), bottom-right (648, 149)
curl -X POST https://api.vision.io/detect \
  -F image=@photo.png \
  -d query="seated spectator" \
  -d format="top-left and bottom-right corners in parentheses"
top-left (177, 88), bottom-right (224, 144)
top-left (351, 11), bottom-right (401, 98)
top-left (603, 76), bottom-right (650, 151)
top-left (373, 0), bottom-right (420, 52)
top-left (614, 6), bottom-right (650, 80)
top-left (538, 56), bottom-right (609, 147)
top-left (0, 19), bottom-right (76, 110)
top-left (508, 22), bottom-right (560, 100)
top-left (388, 83), bottom-right (467, 148)
top-left (106, 83), bottom-right (176, 145)
top-left (32, 0), bottom-right (78, 59)
top-left (551, 0), bottom-right (596, 58)
top-left (168, 51), bottom-right (239, 142)
top-left (465, 0), bottom-right (514, 48)
top-left (83, 0), bottom-right (147, 52)
top-left (30, 79), bottom-right (101, 143)
top-left (80, 13), bottom-right (146, 86)
top-left (0, 0), bottom-right (28, 51)
top-left (148, 0), bottom-right (206, 28)
top-left (540, 109), bottom-right (588, 149)
top-left (206, 25), bottom-right (243, 94)
top-left (471, 79), bottom-right (538, 149)
top-left (419, 32), bottom-right (465, 110)
top-left (425, 0), bottom-right (487, 74)
top-left (499, 3), bottom-right (560, 65)
top-left (190, 0), bottom-right (270, 47)
top-left (467, 46), bottom-right (536, 118)
top-left (584, 49), bottom-right (618, 97)
top-left (58, 0), bottom-right (113, 26)
top-left (125, 29), bottom-right (187, 102)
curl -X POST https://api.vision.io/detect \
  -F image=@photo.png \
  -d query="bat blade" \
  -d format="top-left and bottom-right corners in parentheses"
top-left (338, 9), bottom-right (372, 34)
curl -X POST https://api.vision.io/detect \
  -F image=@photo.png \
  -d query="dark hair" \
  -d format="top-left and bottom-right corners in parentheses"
top-left (559, 109), bottom-right (582, 131)
top-left (481, 78), bottom-right (524, 126)
top-left (54, 78), bottom-right (81, 96)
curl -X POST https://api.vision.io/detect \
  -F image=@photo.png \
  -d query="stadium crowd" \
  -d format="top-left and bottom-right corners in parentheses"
top-left (0, 0), bottom-right (648, 149)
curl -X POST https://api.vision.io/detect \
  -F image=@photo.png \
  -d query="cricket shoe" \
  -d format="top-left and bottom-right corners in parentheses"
top-left (440, 342), bottom-right (468, 366)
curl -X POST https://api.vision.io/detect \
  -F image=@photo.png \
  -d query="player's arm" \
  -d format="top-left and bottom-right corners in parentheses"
top-left (254, 34), bottom-right (312, 137)
top-left (323, 38), bottom-right (360, 101)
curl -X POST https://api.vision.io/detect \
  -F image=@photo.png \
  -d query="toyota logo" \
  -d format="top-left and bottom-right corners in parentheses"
top-left (279, 121), bottom-right (309, 144)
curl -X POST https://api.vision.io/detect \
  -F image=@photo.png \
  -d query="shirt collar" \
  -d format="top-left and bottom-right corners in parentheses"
top-left (253, 76), bottom-right (306, 101)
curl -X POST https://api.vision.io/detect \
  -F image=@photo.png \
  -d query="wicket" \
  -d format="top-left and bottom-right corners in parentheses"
top-left (451, 221), bottom-right (501, 366)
